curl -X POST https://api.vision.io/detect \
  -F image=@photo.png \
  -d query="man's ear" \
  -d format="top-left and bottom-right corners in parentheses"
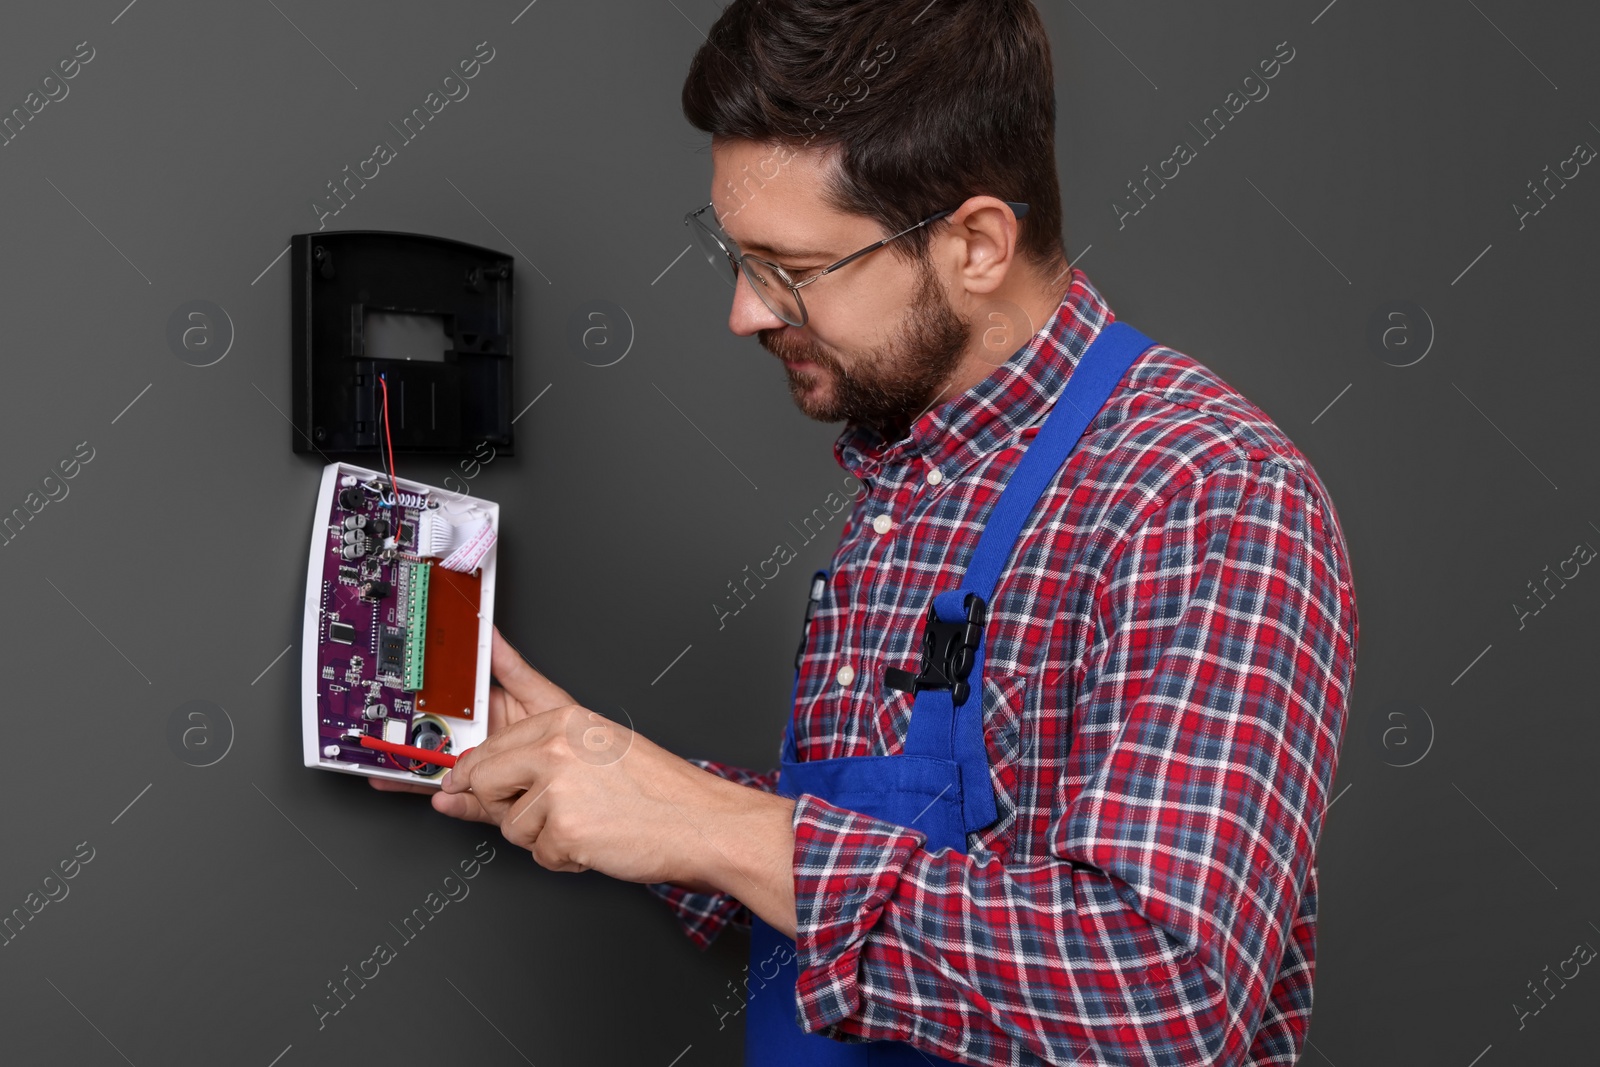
top-left (947, 197), bottom-right (1023, 297)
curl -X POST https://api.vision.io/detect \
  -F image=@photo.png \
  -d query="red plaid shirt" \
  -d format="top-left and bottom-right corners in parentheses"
top-left (648, 270), bottom-right (1358, 1066)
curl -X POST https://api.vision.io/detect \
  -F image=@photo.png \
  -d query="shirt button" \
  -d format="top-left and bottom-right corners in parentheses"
top-left (836, 665), bottom-right (856, 686)
top-left (872, 514), bottom-right (893, 535)
top-left (926, 467), bottom-right (943, 486)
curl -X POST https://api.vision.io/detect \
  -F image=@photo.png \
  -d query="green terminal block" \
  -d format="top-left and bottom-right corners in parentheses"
top-left (403, 561), bottom-right (429, 691)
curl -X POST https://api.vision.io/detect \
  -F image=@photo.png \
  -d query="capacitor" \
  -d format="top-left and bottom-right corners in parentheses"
top-left (343, 515), bottom-right (368, 531)
top-left (363, 703), bottom-right (388, 721)
top-left (341, 543), bottom-right (364, 560)
top-left (343, 529), bottom-right (362, 545)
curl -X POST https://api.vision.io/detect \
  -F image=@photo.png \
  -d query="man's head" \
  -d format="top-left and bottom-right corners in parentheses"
top-left (681, 0), bottom-right (1070, 441)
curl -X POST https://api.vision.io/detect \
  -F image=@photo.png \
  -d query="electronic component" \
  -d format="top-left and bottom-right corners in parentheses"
top-left (405, 715), bottom-right (452, 778)
top-left (302, 461), bottom-right (498, 783)
top-left (417, 503), bottom-right (497, 572)
top-left (377, 627), bottom-right (404, 678)
top-left (403, 562), bottom-right (430, 691)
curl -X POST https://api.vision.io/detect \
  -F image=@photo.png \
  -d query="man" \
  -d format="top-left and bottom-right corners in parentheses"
top-left (375, 1), bottom-right (1359, 1063)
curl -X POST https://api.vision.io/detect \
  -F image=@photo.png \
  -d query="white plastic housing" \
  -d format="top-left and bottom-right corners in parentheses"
top-left (300, 461), bottom-right (498, 785)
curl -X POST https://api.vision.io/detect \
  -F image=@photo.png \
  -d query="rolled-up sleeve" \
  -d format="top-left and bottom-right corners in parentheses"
top-left (646, 758), bottom-right (782, 949)
top-left (785, 458), bottom-right (1358, 1065)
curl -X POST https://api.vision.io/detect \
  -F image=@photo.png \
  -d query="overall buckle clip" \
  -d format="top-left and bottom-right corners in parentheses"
top-left (884, 592), bottom-right (987, 707)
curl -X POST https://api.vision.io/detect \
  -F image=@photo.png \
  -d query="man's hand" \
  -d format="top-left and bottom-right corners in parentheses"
top-left (368, 627), bottom-right (576, 824)
top-left (439, 696), bottom-right (755, 886)
top-left (373, 627), bottom-right (799, 932)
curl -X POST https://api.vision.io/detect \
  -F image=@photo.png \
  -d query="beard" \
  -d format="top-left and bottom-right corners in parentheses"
top-left (759, 256), bottom-right (971, 441)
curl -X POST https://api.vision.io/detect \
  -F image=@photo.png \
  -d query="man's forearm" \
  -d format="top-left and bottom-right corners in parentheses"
top-left (686, 775), bottom-right (799, 939)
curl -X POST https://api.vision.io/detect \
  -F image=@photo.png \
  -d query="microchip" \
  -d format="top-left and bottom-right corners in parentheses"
top-left (360, 579), bottom-right (392, 600)
top-left (329, 620), bottom-right (356, 644)
top-left (338, 565), bottom-right (358, 584)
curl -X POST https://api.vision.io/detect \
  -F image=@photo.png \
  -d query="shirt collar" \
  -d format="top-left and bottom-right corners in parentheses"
top-left (833, 268), bottom-right (1115, 484)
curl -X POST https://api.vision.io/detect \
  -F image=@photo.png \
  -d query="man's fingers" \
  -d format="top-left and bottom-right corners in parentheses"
top-left (431, 788), bottom-right (496, 824)
top-left (368, 777), bottom-right (438, 796)
top-left (443, 746), bottom-right (532, 824)
top-left (501, 786), bottom-right (550, 853)
top-left (491, 628), bottom-right (574, 711)
top-left (488, 686), bottom-right (532, 733)
top-left (369, 775), bottom-right (494, 824)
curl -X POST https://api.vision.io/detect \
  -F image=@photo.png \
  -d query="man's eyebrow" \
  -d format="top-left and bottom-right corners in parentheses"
top-left (752, 244), bottom-right (828, 260)
top-left (727, 233), bottom-right (830, 260)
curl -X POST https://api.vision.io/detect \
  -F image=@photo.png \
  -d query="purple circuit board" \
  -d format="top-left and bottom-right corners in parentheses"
top-left (312, 478), bottom-right (457, 778)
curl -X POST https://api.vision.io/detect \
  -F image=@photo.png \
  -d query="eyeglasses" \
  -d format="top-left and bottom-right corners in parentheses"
top-left (684, 199), bottom-right (1030, 328)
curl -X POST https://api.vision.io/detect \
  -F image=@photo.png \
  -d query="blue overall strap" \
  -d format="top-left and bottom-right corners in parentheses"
top-left (906, 320), bottom-right (1156, 830)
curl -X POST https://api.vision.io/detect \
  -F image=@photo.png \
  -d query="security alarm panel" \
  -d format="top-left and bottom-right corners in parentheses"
top-left (301, 461), bottom-right (499, 784)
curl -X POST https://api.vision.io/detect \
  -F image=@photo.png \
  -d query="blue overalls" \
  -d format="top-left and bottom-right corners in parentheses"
top-left (744, 322), bottom-right (1156, 1065)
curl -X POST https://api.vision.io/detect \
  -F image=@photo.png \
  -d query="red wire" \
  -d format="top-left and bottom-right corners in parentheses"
top-left (387, 739), bottom-right (448, 774)
top-left (378, 374), bottom-right (400, 510)
top-left (360, 734), bottom-right (462, 769)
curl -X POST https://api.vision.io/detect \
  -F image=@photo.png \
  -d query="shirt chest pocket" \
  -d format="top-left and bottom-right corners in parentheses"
top-left (977, 671), bottom-right (1031, 833)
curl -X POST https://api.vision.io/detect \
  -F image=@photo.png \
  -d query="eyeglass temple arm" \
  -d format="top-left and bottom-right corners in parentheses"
top-left (816, 200), bottom-right (1031, 279)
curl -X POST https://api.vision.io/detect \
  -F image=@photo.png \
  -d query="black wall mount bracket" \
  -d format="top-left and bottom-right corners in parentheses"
top-left (290, 230), bottom-right (515, 455)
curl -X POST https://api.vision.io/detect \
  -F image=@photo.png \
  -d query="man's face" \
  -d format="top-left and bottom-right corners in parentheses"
top-left (708, 139), bottom-right (971, 438)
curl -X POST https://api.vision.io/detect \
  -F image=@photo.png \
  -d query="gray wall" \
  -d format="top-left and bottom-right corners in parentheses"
top-left (0, 0), bottom-right (1594, 1063)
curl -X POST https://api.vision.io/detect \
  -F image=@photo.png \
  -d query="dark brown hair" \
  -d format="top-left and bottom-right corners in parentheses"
top-left (682, 0), bottom-right (1066, 273)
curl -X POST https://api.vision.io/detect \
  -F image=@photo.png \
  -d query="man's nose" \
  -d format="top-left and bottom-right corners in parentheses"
top-left (727, 267), bottom-right (788, 337)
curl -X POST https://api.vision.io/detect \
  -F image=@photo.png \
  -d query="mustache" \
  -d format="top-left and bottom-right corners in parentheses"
top-left (761, 330), bottom-right (832, 367)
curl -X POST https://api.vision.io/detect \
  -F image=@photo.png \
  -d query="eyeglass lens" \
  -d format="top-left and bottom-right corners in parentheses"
top-left (739, 258), bottom-right (803, 325)
top-left (691, 210), bottom-right (804, 326)
top-left (690, 214), bottom-right (737, 287)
